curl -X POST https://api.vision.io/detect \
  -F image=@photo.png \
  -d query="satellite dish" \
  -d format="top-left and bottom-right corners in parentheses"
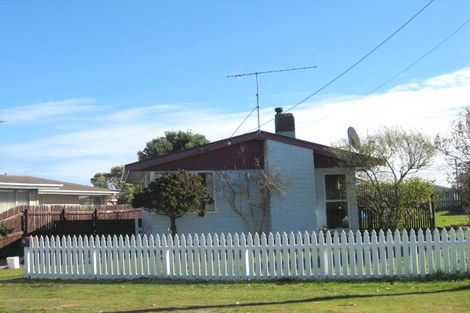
top-left (347, 127), bottom-right (361, 150)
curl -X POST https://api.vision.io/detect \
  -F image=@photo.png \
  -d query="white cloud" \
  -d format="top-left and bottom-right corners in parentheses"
top-left (288, 67), bottom-right (470, 186)
top-left (1, 68), bottom-right (469, 186)
top-left (293, 67), bottom-right (470, 145)
top-left (399, 67), bottom-right (470, 90)
top-left (0, 98), bottom-right (97, 123)
top-left (99, 104), bottom-right (179, 123)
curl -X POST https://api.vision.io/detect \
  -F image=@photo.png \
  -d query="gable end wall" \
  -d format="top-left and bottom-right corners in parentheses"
top-left (265, 139), bottom-right (318, 233)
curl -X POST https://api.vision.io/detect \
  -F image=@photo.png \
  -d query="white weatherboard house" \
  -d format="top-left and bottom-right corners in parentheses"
top-left (0, 175), bottom-right (116, 213)
top-left (124, 109), bottom-right (360, 235)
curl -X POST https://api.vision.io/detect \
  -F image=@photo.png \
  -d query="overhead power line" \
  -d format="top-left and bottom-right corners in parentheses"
top-left (249, 0), bottom-right (435, 132)
top-left (296, 15), bottom-right (470, 129)
top-left (230, 107), bottom-right (257, 137)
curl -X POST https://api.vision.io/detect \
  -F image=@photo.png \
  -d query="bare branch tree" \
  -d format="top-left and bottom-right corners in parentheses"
top-left (437, 106), bottom-right (470, 216)
top-left (336, 126), bottom-right (436, 229)
top-left (216, 159), bottom-right (286, 233)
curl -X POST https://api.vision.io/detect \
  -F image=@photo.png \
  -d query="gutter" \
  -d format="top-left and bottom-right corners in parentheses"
top-left (0, 182), bottom-right (63, 189)
top-left (38, 189), bottom-right (118, 196)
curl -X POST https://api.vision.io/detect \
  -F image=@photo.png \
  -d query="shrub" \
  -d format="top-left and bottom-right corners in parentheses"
top-left (0, 223), bottom-right (14, 236)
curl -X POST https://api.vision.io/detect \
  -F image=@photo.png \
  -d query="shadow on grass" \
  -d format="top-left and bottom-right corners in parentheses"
top-left (2, 271), bottom-right (470, 285)
top-left (440, 210), bottom-right (468, 216)
top-left (104, 285), bottom-right (470, 313)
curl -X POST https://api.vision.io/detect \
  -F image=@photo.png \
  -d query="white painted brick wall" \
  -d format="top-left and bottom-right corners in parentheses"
top-left (142, 170), bottom-right (254, 235)
top-left (265, 140), bottom-right (318, 233)
top-left (140, 141), bottom-right (359, 235)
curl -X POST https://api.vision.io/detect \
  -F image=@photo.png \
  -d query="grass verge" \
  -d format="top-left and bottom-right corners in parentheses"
top-left (1, 269), bottom-right (470, 313)
top-left (435, 210), bottom-right (470, 227)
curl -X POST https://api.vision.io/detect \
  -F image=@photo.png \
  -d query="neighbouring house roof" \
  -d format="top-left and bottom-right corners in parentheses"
top-left (0, 175), bottom-right (116, 196)
top-left (124, 130), bottom-right (358, 183)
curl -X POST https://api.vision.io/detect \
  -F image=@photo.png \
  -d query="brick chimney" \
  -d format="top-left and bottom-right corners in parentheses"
top-left (274, 107), bottom-right (295, 138)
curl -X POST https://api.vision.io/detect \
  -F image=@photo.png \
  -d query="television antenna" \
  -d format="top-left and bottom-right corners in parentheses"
top-left (227, 65), bottom-right (316, 132)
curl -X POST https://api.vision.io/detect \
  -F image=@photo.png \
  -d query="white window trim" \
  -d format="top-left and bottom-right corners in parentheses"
top-left (321, 171), bottom-right (353, 230)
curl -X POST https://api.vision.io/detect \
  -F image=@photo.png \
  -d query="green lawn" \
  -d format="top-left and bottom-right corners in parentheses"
top-left (1, 269), bottom-right (470, 313)
top-left (435, 210), bottom-right (470, 227)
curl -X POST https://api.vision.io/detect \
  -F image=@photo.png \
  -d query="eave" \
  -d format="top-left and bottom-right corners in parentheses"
top-left (0, 182), bottom-right (63, 190)
top-left (38, 189), bottom-right (118, 196)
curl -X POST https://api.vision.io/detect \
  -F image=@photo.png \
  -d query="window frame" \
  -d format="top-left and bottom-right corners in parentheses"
top-left (78, 196), bottom-right (105, 205)
top-left (198, 172), bottom-right (216, 213)
top-left (323, 174), bottom-right (350, 229)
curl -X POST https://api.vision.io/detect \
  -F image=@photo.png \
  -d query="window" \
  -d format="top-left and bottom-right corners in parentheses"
top-left (79, 196), bottom-right (105, 205)
top-left (79, 196), bottom-right (93, 205)
top-left (0, 191), bottom-right (15, 213)
top-left (325, 175), bottom-right (348, 228)
top-left (199, 173), bottom-right (215, 212)
top-left (0, 190), bottom-right (30, 213)
top-left (16, 191), bottom-right (29, 205)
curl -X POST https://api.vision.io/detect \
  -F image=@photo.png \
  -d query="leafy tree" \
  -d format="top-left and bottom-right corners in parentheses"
top-left (91, 165), bottom-right (139, 204)
top-left (132, 170), bottom-right (207, 236)
top-left (337, 126), bottom-right (436, 229)
top-left (357, 178), bottom-right (434, 229)
top-left (137, 130), bottom-right (209, 161)
top-left (91, 165), bottom-right (123, 189)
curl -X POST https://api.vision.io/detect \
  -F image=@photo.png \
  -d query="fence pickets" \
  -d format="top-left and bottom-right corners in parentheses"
top-left (24, 228), bottom-right (470, 280)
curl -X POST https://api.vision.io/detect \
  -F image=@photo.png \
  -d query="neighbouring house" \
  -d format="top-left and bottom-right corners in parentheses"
top-left (124, 108), bottom-right (361, 235)
top-left (0, 175), bottom-right (117, 213)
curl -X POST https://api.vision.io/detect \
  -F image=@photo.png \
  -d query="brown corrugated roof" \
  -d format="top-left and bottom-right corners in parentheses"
top-left (0, 175), bottom-right (113, 192)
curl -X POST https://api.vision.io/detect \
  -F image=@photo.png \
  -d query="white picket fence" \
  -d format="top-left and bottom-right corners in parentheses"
top-left (24, 228), bottom-right (470, 280)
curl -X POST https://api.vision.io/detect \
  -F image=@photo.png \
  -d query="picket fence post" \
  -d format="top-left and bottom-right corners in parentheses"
top-left (241, 233), bottom-right (249, 278)
top-left (91, 236), bottom-right (97, 279)
top-left (24, 236), bottom-right (31, 278)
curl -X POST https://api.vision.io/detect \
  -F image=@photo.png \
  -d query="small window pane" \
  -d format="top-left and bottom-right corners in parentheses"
top-left (79, 196), bottom-right (93, 205)
top-left (326, 201), bottom-right (349, 228)
top-left (325, 175), bottom-right (347, 200)
top-left (93, 197), bottom-right (104, 205)
top-left (16, 191), bottom-right (29, 205)
top-left (0, 191), bottom-right (15, 212)
top-left (199, 173), bottom-right (215, 211)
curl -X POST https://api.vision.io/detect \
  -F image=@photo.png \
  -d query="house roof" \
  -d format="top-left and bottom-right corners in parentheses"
top-left (0, 175), bottom-right (116, 196)
top-left (124, 131), bottom-right (357, 183)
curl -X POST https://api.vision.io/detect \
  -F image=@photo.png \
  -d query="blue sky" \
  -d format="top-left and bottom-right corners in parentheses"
top-left (0, 0), bottom-right (469, 185)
